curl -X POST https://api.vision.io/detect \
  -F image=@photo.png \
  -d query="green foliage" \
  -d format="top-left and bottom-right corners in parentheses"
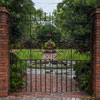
top-left (10, 52), bottom-right (26, 92)
top-left (73, 61), bottom-right (91, 93)
top-left (36, 23), bottom-right (61, 42)
top-left (10, 44), bottom-right (15, 50)
top-left (5, 0), bottom-right (36, 44)
top-left (57, 49), bottom-right (90, 60)
top-left (30, 63), bottom-right (67, 69)
top-left (44, 39), bottom-right (56, 48)
top-left (14, 49), bottom-right (43, 60)
top-left (0, 0), bottom-right (43, 45)
top-left (54, 0), bottom-right (100, 52)
top-left (16, 43), bottom-right (21, 49)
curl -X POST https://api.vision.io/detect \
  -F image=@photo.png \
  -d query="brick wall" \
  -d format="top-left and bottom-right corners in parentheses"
top-left (0, 7), bottom-right (9, 97)
top-left (91, 8), bottom-right (100, 98)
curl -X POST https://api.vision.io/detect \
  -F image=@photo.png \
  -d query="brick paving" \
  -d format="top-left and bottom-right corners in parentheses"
top-left (22, 74), bottom-right (79, 93)
top-left (43, 53), bottom-right (57, 60)
top-left (9, 74), bottom-right (91, 98)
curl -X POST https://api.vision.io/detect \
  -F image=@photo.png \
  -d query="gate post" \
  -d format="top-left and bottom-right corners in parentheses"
top-left (91, 8), bottom-right (100, 98)
top-left (0, 7), bottom-right (9, 97)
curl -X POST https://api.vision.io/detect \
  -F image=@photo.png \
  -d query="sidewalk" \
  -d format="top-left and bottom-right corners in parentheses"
top-left (0, 97), bottom-right (82, 100)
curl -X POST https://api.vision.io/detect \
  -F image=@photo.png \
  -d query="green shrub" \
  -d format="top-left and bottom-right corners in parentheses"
top-left (10, 52), bottom-right (20, 64)
top-left (16, 43), bottom-right (21, 49)
top-left (10, 52), bottom-right (26, 92)
top-left (10, 44), bottom-right (15, 50)
top-left (73, 61), bottom-right (91, 93)
top-left (14, 49), bottom-right (43, 60)
top-left (57, 49), bottom-right (90, 60)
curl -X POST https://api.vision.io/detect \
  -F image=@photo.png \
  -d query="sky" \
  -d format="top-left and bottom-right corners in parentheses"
top-left (33, 0), bottom-right (63, 13)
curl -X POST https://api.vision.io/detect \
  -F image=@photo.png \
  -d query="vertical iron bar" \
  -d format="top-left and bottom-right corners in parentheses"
top-left (40, 60), bottom-right (42, 92)
top-left (35, 60), bottom-right (37, 91)
top-left (30, 59), bottom-right (32, 92)
top-left (16, 56), bottom-right (18, 83)
top-left (66, 60), bottom-right (68, 92)
top-left (26, 60), bottom-right (27, 92)
top-left (85, 60), bottom-right (87, 91)
top-left (30, 14), bottom-right (32, 92)
top-left (75, 61), bottom-right (77, 92)
top-left (50, 60), bottom-right (52, 93)
top-left (52, 62), bottom-right (54, 93)
top-left (70, 13), bottom-right (73, 92)
top-left (56, 61), bottom-right (58, 92)
top-left (52, 59), bottom-right (54, 93)
top-left (61, 60), bottom-right (63, 92)
top-left (20, 60), bottom-right (23, 92)
top-left (78, 60), bottom-right (82, 92)
top-left (45, 60), bottom-right (47, 92)
top-left (71, 45), bottom-right (72, 92)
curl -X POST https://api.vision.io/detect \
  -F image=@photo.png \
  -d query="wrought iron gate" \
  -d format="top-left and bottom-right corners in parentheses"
top-left (10, 12), bottom-right (92, 95)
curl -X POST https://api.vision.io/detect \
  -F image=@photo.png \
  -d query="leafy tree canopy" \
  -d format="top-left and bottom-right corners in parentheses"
top-left (53, 0), bottom-right (100, 52)
top-left (55, 0), bottom-right (100, 41)
top-left (36, 23), bottom-right (61, 42)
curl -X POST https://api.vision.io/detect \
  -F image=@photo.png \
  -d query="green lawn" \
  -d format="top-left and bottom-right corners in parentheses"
top-left (14, 49), bottom-right (90, 60)
top-left (56, 49), bottom-right (90, 60)
top-left (14, 49), bottom-right (43, 60)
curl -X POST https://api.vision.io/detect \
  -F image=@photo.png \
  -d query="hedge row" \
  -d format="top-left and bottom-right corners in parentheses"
top-left (73, 61), bottom-right (91, 93)
top-left (10, 53), bottom-right (26, 92)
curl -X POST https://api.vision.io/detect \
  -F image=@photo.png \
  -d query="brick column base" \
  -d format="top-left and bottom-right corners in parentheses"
top-left (91, 8), bottom-right (100, 98)
top-left (0, 7), bottom-right (9, 97)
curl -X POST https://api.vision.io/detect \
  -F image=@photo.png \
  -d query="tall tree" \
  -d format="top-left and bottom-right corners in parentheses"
top-left (0, 0), bottom-right (36, 44)
top-left (54, 0), bottom-right (100, 52)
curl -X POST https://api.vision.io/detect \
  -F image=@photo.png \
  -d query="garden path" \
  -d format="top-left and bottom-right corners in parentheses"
top-left (0, 97), bottom-right (88, 100)
top-left (42, 53), bottom-right (57, 60)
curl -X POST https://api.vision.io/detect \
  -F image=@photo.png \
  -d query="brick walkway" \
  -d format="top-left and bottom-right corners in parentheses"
top-left (24, 74), bottom-right (80, 92)
top-left (42, 53), bottom-right (57, 60)
top-left (9, 74), bottom-right (91, 98)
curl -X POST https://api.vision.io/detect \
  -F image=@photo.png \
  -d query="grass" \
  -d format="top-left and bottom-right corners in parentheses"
top-left (14, 49), bottom-right (90, 60)
top-left (56, 49), bottom-right (90, 60)
top-left (14, 49), bottom-right (43, 60)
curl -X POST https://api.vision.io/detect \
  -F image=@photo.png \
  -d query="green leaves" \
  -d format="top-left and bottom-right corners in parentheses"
top-left (73, 61), bottom-right (91, 93)
top-left (10, 52), bottom-right (26, 92)
top-left (53, 0), bottom-right (100, 52)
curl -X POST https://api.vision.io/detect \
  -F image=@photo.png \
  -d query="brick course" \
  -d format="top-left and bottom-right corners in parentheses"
top-left (0, 7), bottom-right (9, 97)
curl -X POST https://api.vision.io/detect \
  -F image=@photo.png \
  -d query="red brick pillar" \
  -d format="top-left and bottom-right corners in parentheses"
top-left (91, 8), bottom-right (100, 98)
top-left (0, 7), bottom-right (9, 97)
